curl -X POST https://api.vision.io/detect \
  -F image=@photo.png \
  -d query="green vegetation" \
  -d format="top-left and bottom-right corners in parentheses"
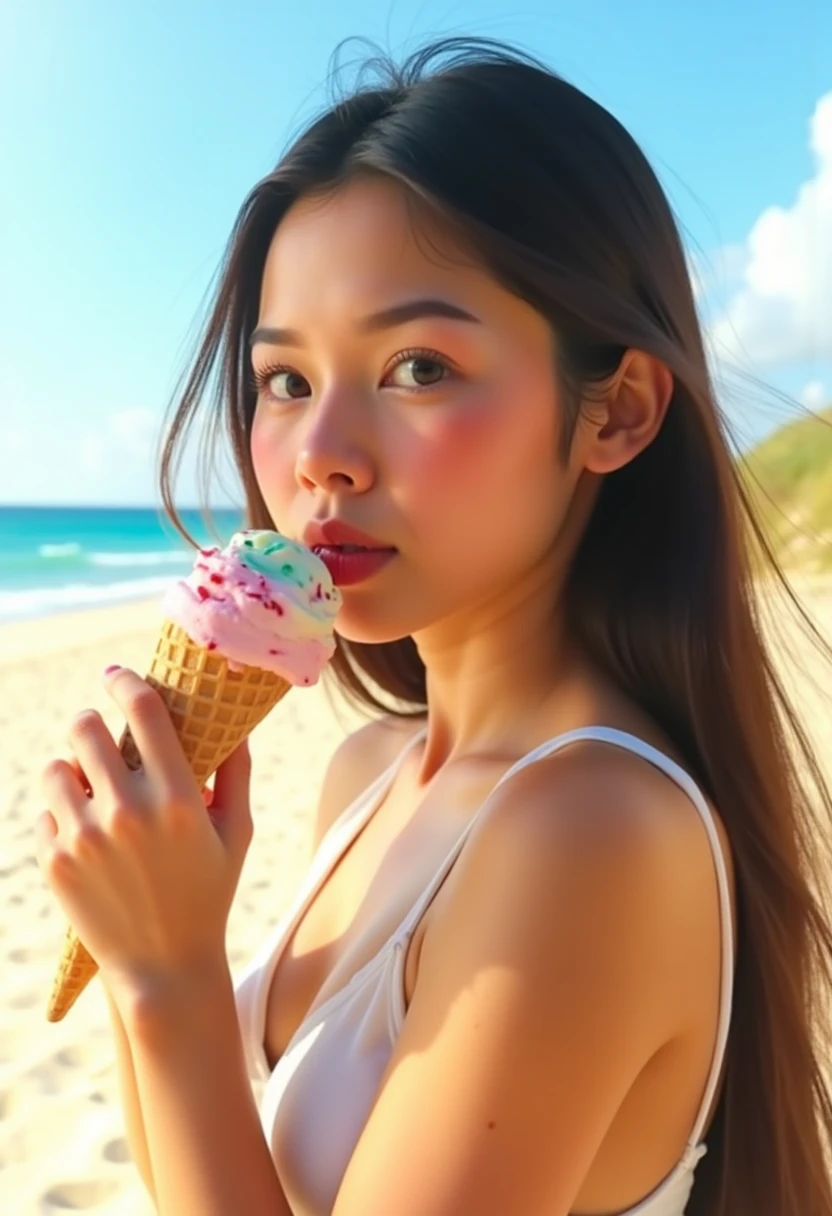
top-left (739, 405), bottom-right (832, 573)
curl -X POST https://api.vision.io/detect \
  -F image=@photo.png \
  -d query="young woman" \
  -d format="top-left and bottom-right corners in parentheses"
top-left (36, 36), bottom-right (832, 1216)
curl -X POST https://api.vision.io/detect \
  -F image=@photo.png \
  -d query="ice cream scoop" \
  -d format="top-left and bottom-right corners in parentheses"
top-left (161, 529), bottom-right (341, 679)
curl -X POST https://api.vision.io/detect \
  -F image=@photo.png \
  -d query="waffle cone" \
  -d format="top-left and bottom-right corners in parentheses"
top-left (46, 619), bottom-right (292, 1022)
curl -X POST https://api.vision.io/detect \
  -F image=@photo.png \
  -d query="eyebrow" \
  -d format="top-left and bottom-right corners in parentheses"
top-left (247, 298), bottom-right (482, 349)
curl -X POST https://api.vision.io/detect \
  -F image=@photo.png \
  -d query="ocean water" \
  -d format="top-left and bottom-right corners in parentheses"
top-left (0, 505), bottom-right (246, 623)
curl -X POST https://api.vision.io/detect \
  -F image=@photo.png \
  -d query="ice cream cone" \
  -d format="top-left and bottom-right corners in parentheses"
top-left (45, 529), bottom-right (339, 1023)
top-left (45, 619), bottom-right (293, 1022)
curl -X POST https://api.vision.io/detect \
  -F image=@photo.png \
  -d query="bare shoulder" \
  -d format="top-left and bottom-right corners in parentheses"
top-left (485, 736), bottom-right (727, 857)
top-left (311, 711), bottom-right (427, 853)
top-left (428, 735), bottom-right (735, 1037)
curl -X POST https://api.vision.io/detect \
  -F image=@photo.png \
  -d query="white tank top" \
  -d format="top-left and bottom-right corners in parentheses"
top-left (234, 725), bottom-right (734, 1216)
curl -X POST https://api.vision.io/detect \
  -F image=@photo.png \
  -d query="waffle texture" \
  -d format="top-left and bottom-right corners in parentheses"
top-left (46, 620), bottom-right (292, 1022)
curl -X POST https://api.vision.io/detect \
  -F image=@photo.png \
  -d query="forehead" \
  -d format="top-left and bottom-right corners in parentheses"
top-left (257, 175), bottom-right (495, 314)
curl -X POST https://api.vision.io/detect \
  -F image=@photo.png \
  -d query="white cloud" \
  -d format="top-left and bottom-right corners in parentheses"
top-left (707, 91), bottom-right (832, 368)
top-left (799, 379), bottom-right (827, 410)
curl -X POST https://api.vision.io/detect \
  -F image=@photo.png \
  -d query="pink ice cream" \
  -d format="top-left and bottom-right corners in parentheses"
top-left (160, 529), bottom-right (341, 685)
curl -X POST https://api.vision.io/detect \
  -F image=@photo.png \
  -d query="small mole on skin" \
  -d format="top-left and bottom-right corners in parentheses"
top-left (487, 1121), bottom-right (496, 1131)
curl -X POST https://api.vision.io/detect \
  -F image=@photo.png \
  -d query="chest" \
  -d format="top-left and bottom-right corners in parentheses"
top-left (263, 760), bottom-right (502, 1069)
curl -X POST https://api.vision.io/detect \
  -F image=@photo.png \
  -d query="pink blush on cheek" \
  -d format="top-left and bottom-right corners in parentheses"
top-left (410, 409), bottom-right (504, 493)
top-left (250, 423), bottom-right (291, 503)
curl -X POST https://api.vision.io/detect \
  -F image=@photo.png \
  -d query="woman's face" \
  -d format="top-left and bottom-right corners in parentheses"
top-left (249, 175), bottom-right (588, 646)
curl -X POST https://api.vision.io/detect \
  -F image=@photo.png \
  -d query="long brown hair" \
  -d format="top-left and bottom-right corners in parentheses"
top-left (156, 36), bottom-right (832, 1213)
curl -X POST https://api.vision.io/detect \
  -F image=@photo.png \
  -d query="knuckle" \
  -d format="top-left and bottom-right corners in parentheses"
top-left (72, 820), bottom-right (108, 858)
top-left (69, 709), bottom-right (102, 740)
top-left (46, 846), bottom-right (77, 881)
top-left (108, 798), bottom-right (146, 840)
top-left (41, 758), bottom-right (68, 786)
top-left (125, 683), bottom-right (162, 722)
top-left (167, 793), bottom-right (197, 830)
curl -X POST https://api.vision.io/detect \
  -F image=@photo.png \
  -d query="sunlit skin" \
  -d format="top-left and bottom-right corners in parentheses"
top-left (250, 175), bottom-right (673, 782)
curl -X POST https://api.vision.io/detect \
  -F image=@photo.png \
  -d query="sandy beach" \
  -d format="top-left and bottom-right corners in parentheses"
top-left (0, 598), bottom-right (368, 1216)
top-left (1, 584), bottom-right (831, 1215)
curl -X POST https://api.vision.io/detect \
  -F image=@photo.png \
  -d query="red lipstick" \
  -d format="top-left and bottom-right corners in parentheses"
top-left (301, 519), bottom-right (397, 587)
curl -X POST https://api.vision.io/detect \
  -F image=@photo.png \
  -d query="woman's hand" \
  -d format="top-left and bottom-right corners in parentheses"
top-left (34, 666), bottom-right (255, 1010)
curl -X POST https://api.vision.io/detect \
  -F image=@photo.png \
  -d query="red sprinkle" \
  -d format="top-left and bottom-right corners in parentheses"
top-left (207, 641), bottom-right (217, 651)
top-left (268, 648), bottom-right (283, 655)
top-left (209, 573), bottom-right (224, 584)
top-left (196, 586), bottom-right (210, 601)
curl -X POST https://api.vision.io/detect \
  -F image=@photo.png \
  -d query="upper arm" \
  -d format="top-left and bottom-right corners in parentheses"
top-left (331, 746), bottom-right (702, 1216)
top-left (310, 713), bottom-right (427, 856)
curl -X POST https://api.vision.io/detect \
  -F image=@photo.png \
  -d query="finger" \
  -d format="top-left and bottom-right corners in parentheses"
top-left (67, 709), bottom-right (126, 800)
top-left (40, 757), bottom-right (93, 833)
top-left (33, 808), bottom-right (61, 873)
top-left (103, 667), bottom-right (193, 792)
top-left (65, 755), bottom-right (93, 796)
top-left (210, 739), bottom-right (253, 862)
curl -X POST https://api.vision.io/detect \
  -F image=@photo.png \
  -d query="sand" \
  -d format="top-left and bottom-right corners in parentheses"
top-left (1, 584), bottom-right (831, 1215)
top-left (0, 598), bottom-right (368, 1215)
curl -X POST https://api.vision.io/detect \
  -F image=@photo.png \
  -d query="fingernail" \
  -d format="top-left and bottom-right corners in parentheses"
top-left (104, 664), bottom-right (122, 676)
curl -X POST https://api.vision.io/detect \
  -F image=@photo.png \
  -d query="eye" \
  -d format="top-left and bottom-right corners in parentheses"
top-left (250, 363), bottom-right (309, 403)
top-left (384, 348), bottom-right (454, 391)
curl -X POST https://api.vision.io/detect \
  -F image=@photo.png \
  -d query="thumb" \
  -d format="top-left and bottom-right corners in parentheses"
top-left (209, 737), bottom-right (253, 858)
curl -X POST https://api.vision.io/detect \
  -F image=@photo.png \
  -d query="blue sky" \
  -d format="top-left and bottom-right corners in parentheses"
top-left (1, 0), bottom-right (830, 507)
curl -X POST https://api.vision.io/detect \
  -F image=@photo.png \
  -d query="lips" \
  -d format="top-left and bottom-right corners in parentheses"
top-left (301, 518), bottom-right (396, 552)
top-left (311, 546), bottom-right (397, 586)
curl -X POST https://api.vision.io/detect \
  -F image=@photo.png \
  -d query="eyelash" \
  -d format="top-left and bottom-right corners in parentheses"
top-left (248, 347), bottom-right (455, 403)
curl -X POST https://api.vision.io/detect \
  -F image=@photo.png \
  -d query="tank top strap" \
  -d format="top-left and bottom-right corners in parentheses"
top-left (396, 725), bottom-right (734, 1151)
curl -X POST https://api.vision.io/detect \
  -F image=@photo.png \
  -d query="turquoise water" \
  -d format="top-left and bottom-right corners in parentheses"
top-left (0, 506), bottom-right (246, 622)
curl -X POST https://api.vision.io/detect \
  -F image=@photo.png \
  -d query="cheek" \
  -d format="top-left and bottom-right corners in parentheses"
top-left (404, 401), bottom-right (554, 512)
top-left (406, 410), bottom-right (501, 494)
top-left (250, 415), bottom-right (287, 494)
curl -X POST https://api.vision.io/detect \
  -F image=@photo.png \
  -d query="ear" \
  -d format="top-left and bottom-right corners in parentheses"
top-left (581, 349), bottom-right (674, 476)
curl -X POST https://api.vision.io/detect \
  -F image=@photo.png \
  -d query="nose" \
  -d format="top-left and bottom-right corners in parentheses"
top-left (294, 393), bottom-right (375, 495)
